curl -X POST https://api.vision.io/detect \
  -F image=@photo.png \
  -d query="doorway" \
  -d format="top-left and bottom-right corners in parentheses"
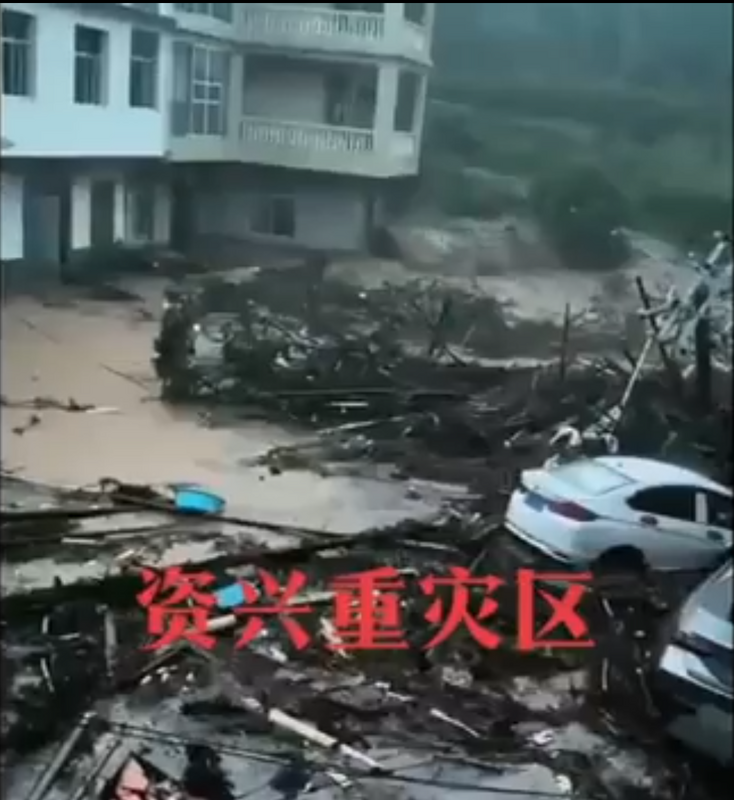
top-left (22, 175), bottom-right (72, 267)
top-left (90, 179), bottom-right (115, 246)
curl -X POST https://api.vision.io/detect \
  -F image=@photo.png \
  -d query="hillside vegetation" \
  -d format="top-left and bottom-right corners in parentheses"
top-left (421, 3), bottom-right (733, 263)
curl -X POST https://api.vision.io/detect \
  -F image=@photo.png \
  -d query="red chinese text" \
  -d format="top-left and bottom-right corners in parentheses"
top-left (233, 569), bottom-right (312, 650)
top-left (516, 569), bottom-right (593, 651)
top-left (421, 567), bottom-right (504, 650)
top-left (136, 566), bottom-right (594, 652)
top-left (328, 567), bottom-right (408, 650)
top-left (137, 566), bottom-right (217, 650)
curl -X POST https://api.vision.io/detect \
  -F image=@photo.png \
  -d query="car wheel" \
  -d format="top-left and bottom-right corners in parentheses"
top-left (593, 547), bottom-right (648, 580)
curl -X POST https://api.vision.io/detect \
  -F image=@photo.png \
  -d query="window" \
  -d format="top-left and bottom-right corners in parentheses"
top-left (74, 25), bottom-right (107, 105)
top-left (404, 3), bottom-right (427, 25)
top-left (191, 45), bottom-right (228, 134)
top-left (548, 461), bottom-right (632, 496)
top-left (334, 3), bottom-right (384, 11)
top-left (174, 3), bottom-right (233, 22)
top-left (171, 41), bottom-right (230, 136)
top-left (127, 185), bottom-right (156, 242)
top-left (393, 71), bottom-right (419, 132)
top-left (129, 28), bottom-right (159, 108)
top-left (251, 197), bottom-right (295, 238)
top-left (706, 491), bottom-right (733, 528)
top-left (2, 9), bottom-right (35, 97)
top-left (627, 486), bottom-right (698, 523)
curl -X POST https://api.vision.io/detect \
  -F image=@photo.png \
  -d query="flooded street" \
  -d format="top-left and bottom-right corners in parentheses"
top-left (1, 273), bottom-right (730, 800)
top-left (1, 287), bottom-right (446, 534)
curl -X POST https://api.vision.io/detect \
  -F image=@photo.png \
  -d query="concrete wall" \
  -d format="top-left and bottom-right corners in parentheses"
top-left (172, 51), bottom-right (425, 177)
top-left (190, 182), bottom-right (370, 252)
top-left (1, 2), bottom-right (172, 158)
top-left (169, 12), bottom-right (430, 178)
top-left (68, 170), bottom-right (170, 248)
top-left (243, 58), bottom-right (331, 124)
top-left (0, 164), bottom-right (171, 260)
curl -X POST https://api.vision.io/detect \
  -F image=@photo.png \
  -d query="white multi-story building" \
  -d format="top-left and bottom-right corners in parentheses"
top-left (1, 2), bottom-right (434, 270)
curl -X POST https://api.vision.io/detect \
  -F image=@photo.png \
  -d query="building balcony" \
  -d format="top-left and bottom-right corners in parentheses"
top-left (237, 117), bottom-right (418, 177)
top-left (239, 4), bottom-right (431, 65)
top-left (168, 117), bottom-right (419, 178)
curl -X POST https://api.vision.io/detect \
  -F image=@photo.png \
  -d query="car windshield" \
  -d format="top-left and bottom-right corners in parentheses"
top-left (549, 460), bottom-right (633, 495)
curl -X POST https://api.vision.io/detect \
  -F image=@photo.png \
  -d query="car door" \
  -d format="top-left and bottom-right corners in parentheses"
top-left (703, 490), bottom-right (734, 552)
top-left (625, 485), bottom-right (717, 570)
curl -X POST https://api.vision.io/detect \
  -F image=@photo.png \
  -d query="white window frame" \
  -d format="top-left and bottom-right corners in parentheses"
top-left (404, 3), bottom-right (427, 26)
top-left (174, 3), bottom-right (233, 23)
top-left (1, 9), bottom-right (35, 97)
top-left (190, 45), bottom-right (227, 135)
top-left (74, 25), bottom-right (107, 106)
top-left (251, 196), bottom-right (296, 239)
top-left (129, 3), bottom-right (160, 12)
top-left (129, 28), bottom-right (159, 108)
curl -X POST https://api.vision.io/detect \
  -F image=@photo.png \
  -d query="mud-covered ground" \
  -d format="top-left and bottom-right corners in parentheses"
top-left (1, 274), bottom-right (730, 800)
top-left (1, 285), bottom-right (451, 520)
top-left (1, 564), bottom-right (728, 800)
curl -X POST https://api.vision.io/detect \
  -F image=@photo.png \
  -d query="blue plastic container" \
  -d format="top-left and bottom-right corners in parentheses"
top-left (215, 582), bottom-right (245, 610)
top-left (173, 485), bottom-right (226, 516)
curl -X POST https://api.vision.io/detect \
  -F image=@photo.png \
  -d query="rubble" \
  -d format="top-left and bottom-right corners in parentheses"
top-left (0, 466), bottom-right (726, 799)
top-left (2, 237), bottom-right (731, 800)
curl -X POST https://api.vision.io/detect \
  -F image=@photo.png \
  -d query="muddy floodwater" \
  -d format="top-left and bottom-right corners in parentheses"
top-left (1, 288), bottom-right (452, 536)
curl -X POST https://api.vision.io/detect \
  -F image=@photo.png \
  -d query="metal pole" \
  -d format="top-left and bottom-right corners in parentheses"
top-left (25, 712), bottom-right (96, 800)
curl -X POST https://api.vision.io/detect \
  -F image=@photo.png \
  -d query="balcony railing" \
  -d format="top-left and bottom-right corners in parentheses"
top-left (237, 117), bottom-right (417, 177)
top-left (239, 5), bottom-right (429, 62)
top-left (239, 117), bottom-right (373, 167)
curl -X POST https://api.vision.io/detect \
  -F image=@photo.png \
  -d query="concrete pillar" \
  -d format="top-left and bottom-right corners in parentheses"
top-left (154, 183), bottom-right (171, 243)
top-left (113, 180), bottom-right (126, 240)
top-left (70, 177), bottom-right (91, 249)
top-left (0, 173), bottom-right (24, 259)
top-left (374, 63), bottom-right (399, 149)
top-left (414, 73), bottom-right (428, 141)
top-left (230, 52), bottom-right (244, 136)
top-left (383, 3), bottom-right (405, 49)
top-left (424, 3), bottom-right (436, 36)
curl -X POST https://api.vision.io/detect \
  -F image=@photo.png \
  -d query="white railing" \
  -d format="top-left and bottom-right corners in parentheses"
top-left (237, 117), bottom-right (419, 176)
top-left (240, 5), bottom-right (386, 50)
top-left (240, 117), bottom-right (375, 157)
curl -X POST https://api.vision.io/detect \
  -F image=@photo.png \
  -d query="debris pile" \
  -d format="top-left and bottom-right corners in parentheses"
top-left (1, 483), bottom-right (719, 800)
top-left (3, 236), bottom-right (731, 800)
top-left (153, 239), bottom-right (732, 486)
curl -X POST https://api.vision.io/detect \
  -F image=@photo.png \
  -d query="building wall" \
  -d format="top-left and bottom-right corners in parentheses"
top-left (2, 3), bottom-right (435, 263)
top-left (67, 169), bottom-right (170, 248)
top-left (192, 187), bottom-right (368, 252)
top-left (243, 57), bottom-right (332, 124)
top-left (167, 4), bottom-right (433, 177)
top-left (185, 168), bottom-right (373, 252)
top-left (0, 163), bottom-right (172, 262)
top-left (1, 2), bottom-right (172, 158)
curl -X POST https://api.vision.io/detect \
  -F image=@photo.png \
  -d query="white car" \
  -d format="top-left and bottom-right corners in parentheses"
top-left (654, 560), bottom-right (732, 764)
top-left (504, 456), bottom-right (732, 573)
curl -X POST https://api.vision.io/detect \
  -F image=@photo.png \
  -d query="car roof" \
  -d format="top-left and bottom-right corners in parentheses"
top-left (592, 456), bottom-right (731, 494)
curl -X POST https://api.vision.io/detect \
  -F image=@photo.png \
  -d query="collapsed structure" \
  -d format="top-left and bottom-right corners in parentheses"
top-left (2, 236), bottom-right (731, 800)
